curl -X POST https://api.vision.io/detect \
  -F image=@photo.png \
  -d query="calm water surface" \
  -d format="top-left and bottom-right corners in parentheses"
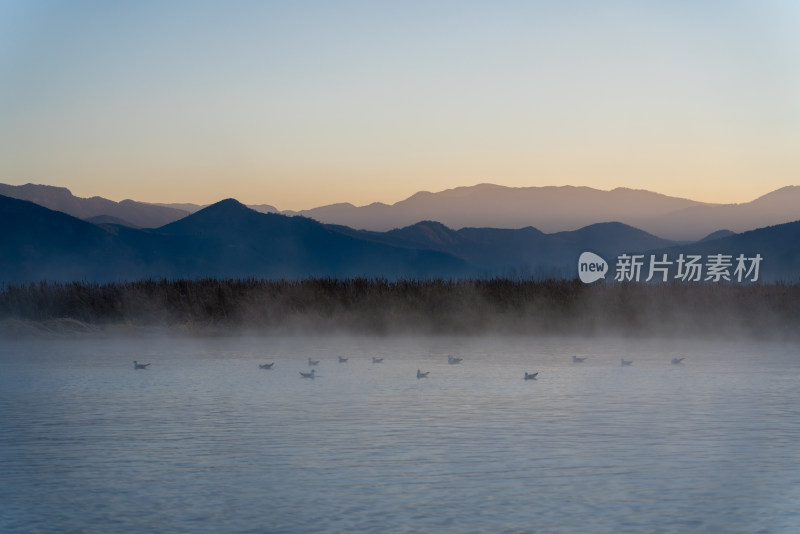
top-left (1, 335), bottom-right (799, 533)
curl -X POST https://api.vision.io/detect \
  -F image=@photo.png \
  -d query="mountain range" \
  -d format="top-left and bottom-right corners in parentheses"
top-left (0, 183), bottom-right (279, 229)
top-left (284, 184), bottom-right (800, 240)
top-left (0, 183), bottom-right (188, 228)
top-left (2, 182), bottom-right (799, 240)
top-left (2, 193), bottom-right (798, 283)
top-left (0, 195), bottom-right (469, 282)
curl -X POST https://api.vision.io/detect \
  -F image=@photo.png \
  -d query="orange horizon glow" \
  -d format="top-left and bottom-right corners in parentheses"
top-left (2, 2), bottom-right (798, 211)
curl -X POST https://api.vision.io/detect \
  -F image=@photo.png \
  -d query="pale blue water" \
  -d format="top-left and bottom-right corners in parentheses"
top-left (1, 335), bottom-right (799, 533)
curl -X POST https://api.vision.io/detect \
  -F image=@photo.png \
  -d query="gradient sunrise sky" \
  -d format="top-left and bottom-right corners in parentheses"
top-left (1, 0), bottom-right (799, 209)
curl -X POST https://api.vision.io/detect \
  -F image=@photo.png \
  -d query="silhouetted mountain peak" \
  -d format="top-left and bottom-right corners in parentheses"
top-left (408, 220), bottom-right (451, 231)
top-left (155, 197), bottom-right (331, 243)
top-left (156, 198), bottom-right (257, 234)
top-left (207, 198), bottom-right (247, 210)
top-left (11, 183), bottom-right (73, 196)
top-left (555, 221), bottom-right (646, 236)
top-left (576, 221), bottom-right (654, 234)
top-left (402, 190), bottom-right (433, 202)
top-left (202, 197), bottom-right (270, 217)
top-left (751, 185), bottom-right (800, 203)
top-left (387, 220), bottom-right (462, 247)
top-left (699, 229), bottom-right (736, 242)
top-left (315, 202), bottom-right (356, 210)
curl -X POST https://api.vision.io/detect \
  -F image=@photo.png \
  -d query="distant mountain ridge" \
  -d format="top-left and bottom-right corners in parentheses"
top-left (287, 184), bottom-right (800, 240)
top-left (0, 183), bottom-right (278, 228)
top-left (630, 186), bottom-right (800, 240)
top-left (286, 184), bottom-right (707, 236)
top-left (3, 181), bottom-right (799, 241)
top-left (0, 183), bottom-right (189, 228)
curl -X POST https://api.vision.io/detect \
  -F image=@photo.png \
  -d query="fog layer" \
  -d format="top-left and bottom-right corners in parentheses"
top-left (1, 279), bottom-right (797, 340)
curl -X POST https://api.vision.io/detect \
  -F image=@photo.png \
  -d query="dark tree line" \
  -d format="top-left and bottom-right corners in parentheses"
top-left (0, 278), bottom-right (798, 338)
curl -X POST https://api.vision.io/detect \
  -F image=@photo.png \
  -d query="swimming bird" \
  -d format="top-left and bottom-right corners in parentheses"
top-left (671, 358), bottom-right (685, 365)
top-left (133, 361), bottom-right (150, 370)
top-left (447, 355), bottom-right (463, 364)
top-left (338, 357), bottom-right (348, 363)
top-left (299, 369), bottom-right (316, 378)
top-left (573, 356), bottom-right (587, 363)
top-left (308, 358), bottom-right (320, 366)
top-left (417, 369), bottom-right (429, 379)
top-left (372, 357), bottom-right (384, 363)
top-left (621, 359), bottom-right (633, 366)
top-left (259, 363), bottom-right (274, 369)
top-left (524, 372), bottom-right (538, 380)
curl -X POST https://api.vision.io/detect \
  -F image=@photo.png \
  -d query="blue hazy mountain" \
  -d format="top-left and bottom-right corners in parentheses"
top-left (2, 194), bottom-right (797, 283)
top-left (152, 199), bottom-right (472, 279)
top-left (645, 220), bottom-right (800, 283)
top-left (0, 195), bottom-right (472, 282)
top-left (0, 195), bottom-right (141, 281)
top-left (332, 220), bottom-right (676, 278)
top-left (698, 229), bottom-right (736, 242)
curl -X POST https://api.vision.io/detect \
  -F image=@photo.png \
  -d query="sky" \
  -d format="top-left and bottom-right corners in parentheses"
top-left (1, 0), bottom-right (799, 209)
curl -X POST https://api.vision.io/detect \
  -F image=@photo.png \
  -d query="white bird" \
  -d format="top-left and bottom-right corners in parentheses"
top-left (299, 369), bottom-right (316, 378)
top-left (447, 355), bottom-right (463, 364)
top-left (671, 358), bottom-right (685, 365)
top-left (372, 357), bottom-right (384, 363)
top-left (133, 361), bottom-right (150, 370)
top-left (417, 369), bottom-right (429, 379)
top-left (259, 363), bottom-right (274, 369)
top-left (308, 358), bottom-right (320, 366)
top-left (572, 356), bottom-right (587, 363)
top-left (524, 372), bottom-right (538, 380)
top-left (338, 357), bottom-right (348, 363)
top-left (621, 359), bottom-right (633, 366)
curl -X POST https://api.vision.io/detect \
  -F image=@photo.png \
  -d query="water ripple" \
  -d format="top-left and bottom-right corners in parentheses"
top-left (1, 336), bottom-right (799, 533)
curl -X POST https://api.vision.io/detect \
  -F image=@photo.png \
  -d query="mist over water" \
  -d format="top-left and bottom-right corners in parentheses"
top-left (2, 335), bottom-right (799, 533)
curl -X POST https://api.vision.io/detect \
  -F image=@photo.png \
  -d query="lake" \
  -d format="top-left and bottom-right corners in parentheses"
top-left (1, 334), bottom-right (799, 533)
